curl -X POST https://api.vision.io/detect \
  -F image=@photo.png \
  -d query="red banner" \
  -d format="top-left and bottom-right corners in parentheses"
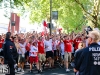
top-left (8, 13), bottom-right (20, 34)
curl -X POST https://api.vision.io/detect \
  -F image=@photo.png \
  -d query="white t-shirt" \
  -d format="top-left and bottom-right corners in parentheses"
top-left (60, 42), bottom-right (64, 55)
top-left (98, 42), bottom-right (100, 45)
top-left (18, 43), bottom-right (26, 54)
top-left (60, 42), bottom-right (64, 50)
top-left (29, 45), bottom-right (38, 57)
top-left (44, 39), bottom-right (52, 52)
top-left (52, 40), bottom-right (57, 50)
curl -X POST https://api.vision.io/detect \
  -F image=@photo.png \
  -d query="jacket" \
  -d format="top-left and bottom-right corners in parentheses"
top-left (75, 43), bottom-right (100, 75)
top-left (3, 39), bottom-right (17, 64)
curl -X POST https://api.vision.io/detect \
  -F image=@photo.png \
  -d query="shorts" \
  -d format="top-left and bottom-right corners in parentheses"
top-left (46, 51), bottom-right (53, 58)
top-left (38, 53), bottom-right (46, 62)
top-left (25, 51), bottom-right (29, 58)
top-left (54, 50), bottom-right (57, 57)
top-left (18, 54), bottom-right (25, 63)
top-left (64, 52), bottom-right (71, 62)
top-left (29, 56), bottom-right (38, 64)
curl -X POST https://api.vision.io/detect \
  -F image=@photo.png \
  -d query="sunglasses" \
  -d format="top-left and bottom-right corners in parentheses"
top-left (86, 36), bottom-right (91, 39)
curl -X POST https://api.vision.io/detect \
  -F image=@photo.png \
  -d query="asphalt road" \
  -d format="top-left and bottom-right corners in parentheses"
top-left (1, 64), bottom-right (75, 75)
top-left (16, 67), bottom-right (74, 75)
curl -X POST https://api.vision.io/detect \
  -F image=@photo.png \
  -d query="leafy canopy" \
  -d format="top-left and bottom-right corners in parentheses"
top-left (0, 0), bottom-right (95, 32)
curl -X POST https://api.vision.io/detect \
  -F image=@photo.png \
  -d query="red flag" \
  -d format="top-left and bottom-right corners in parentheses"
top-left (41, 31), bottom-right (44, 36)
top-left (43, 21), bottom-right (47, 27)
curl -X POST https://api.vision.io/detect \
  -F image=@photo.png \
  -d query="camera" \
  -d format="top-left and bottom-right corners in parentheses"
top-left (84, 26), bottom-right (93, 34)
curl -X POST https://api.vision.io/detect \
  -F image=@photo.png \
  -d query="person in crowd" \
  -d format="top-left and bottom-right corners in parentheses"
top-left (55, 36), bottom-right (60, 61)
top-left (25, 37), bottom-right (31, 65)
top-left (3, 32), bottom-right (17, 75)
top-left (74, 30), bottom-right (100, 75)
top-left (73, 42), bottom-right (86, 75)
top-left (13, 36), bottom-right (24, 72)
top-left (75, 42), bottom-right (86, 53)
top-left (52, 36), bottom-right (58, 66)
top-left (29, 41), bottom-right (40, 73)
top-left (44, 36), bottom-right (54, 68)
top-left (38, 36), bottom-right (46, 72)
top-left (59, 38), bottom-right (64, 66)
top-left (73, 34), bottom-right (82, 51)
top-left (18, 39), bottom-right (26, 72)
top-left (0, 35), bottom-right (4, 56)
top-left (63, 35), bottom-right (72, 72)
top-left (11, 36), bottom-right (18, 72)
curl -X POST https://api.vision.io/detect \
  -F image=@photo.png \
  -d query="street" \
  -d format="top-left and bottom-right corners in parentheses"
top-left (1, 65), bottom-right (75, 75)
top-left (16, 67), bottom-right (74, 75)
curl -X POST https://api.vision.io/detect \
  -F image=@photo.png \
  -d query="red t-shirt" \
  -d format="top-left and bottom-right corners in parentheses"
top-left (0, 39), bottom-right (4, 48)
top-left (38, 41), bottom-right (45, 54)
top-left (63, 40), bottom-right (72, 52)
top-left (74, 38), bottom-right (82, 50)
top-left (26, 43), bottom-right (31, 51)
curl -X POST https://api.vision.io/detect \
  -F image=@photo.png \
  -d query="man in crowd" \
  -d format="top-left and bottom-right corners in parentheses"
top-left (38, 36), bottom-right (46, 72)
top-left (44, 36), bottom-right (54, 68)
top-left (63, 35), bottom-right (72, 72)
top-left (0, 35), bottom-right (4, 56)
top-left (3, 32), bottom-right (17, 75)
top-left (74, 30), bottom-right (100, 75)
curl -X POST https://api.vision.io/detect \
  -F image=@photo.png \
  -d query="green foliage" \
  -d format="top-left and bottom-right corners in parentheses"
top-left (0, 0), bottom-right (96, 33)
top-left (27, 0), bottom-right (86, 32)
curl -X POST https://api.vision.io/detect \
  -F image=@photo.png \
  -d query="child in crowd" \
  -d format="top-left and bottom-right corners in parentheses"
top-left (29, 41), bottom-right (40, 73)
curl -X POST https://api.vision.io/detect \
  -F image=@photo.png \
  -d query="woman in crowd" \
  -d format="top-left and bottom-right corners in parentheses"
top-left (17, 39), bottom-right (26, 72)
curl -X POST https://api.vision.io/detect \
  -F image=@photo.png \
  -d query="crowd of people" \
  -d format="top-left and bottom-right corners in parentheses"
top-left (0, 28), bottom-right (100, 75)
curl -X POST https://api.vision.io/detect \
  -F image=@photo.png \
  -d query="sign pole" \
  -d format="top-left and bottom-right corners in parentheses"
top-left (50, 0), bottom-right (52, 35)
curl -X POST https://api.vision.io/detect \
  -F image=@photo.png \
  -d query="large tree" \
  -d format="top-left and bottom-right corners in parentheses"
top-left (25, 0), bottom-right (85, 33)
top-left (0, 0), bottom-right (100, 32)
top-left (74, 0), bottom-right (100, 28)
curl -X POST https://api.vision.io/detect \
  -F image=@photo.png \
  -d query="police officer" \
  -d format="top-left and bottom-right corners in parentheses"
top-left (74, 30), bottom-right (100, 75)
top-left (3, 32), bottom-right (17, 75)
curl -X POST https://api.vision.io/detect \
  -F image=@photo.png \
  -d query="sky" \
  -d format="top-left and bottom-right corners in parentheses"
top-left (0, 9), bottom-right (44, 33)
top-left (0, 9), bottom-right (9, 24)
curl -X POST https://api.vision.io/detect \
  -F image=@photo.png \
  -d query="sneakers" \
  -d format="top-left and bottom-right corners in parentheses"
top-left (17, 68), bottom-right (24, 72)
top-left (22, 69), bottom-right (24, 72)
top-left (17, 68), bottom-right (21, 72)
top-left (14, 64), bottom-right (17, 68)
top-left (38, 69), bottom-right (42, 73)
top-left (30, 70), bottom-right (32, 73)
top-left (66, 69), bottom-right (70, 72)
top-left (15, 69), bottom-right (17, 72)
top-left (40, 69), bottom-right (42, 72)
top-left (38, 70), bottom-right (41, 73)
top-left (26, 62), bottom-right (29, 65)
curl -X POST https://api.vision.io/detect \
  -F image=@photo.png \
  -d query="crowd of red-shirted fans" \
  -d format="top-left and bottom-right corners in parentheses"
top-left (0, 30), bottom-right (93, 73)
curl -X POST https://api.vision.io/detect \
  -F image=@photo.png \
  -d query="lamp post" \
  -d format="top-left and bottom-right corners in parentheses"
top-left (50, 0), bottom-right (52, 35)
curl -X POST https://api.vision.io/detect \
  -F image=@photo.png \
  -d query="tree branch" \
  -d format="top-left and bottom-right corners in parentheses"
top-left (74, 0), bottom-right (93, 17)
